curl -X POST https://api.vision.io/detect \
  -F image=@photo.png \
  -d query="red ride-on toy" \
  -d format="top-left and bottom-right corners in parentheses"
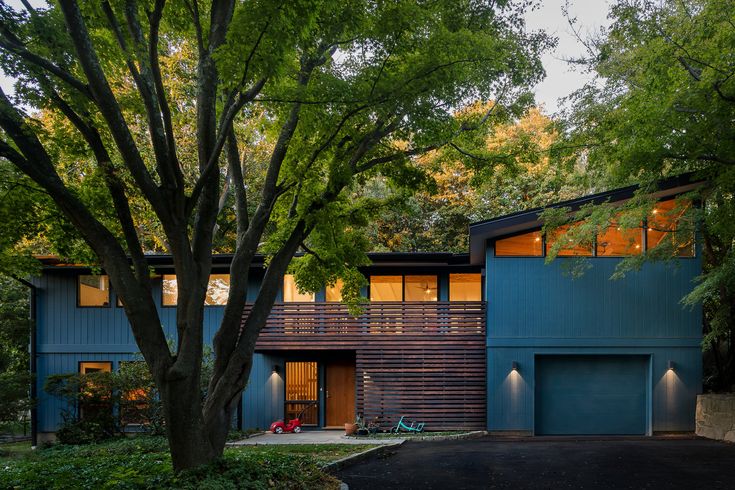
top-left (269, 402), bottom-right (316, 434)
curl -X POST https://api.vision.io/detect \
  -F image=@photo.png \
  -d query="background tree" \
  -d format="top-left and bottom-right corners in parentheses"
top-left (548, 0), bottom-right (735, 390)
top-left (0, 276), bottom-right (32, 433)
top-left (0, 1), bottom-right (549, 469)
top-left (368, 106), bottom-right (590, 252)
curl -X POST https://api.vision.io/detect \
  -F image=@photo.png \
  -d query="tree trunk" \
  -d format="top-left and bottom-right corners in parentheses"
top-left (160, 375), bottom-right (219, 471)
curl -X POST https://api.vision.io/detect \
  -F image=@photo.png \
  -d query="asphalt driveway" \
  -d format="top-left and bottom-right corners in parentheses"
top-left (334, 437), bottom-right (735, 489)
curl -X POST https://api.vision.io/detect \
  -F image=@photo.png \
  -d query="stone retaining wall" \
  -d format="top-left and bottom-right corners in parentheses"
top-left (696, 394), bottom-right (735, 442)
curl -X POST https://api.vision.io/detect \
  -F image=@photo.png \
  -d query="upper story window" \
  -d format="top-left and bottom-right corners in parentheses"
top-left (326, 279), bottom-right (344, 302)
top-left (495, 231), bottom-right (543, 256)
top-left (370, 275), bottom-right (438, 301)
top-left (546, 224), bottom-right (593, 256)
top-left (647, 199), bottom-right (694, 257)
top-left (78, 275), bottom-right (110, 307)
top-left (370, 275), bottom-right (402, 301)
top-left (597, 220), bottom-right (643, 256)
top-left (205, 274), bottom-right (230, 305)
top-left (449, 273), bottom-right (482, 301)
top-left (404, 275), bottom-right (438, 301)
top-left (162, 273), bottom-right (231, 306)
top-left (283, 274), bottom-right (315, 302)
top-left (495, 199), bottom-right (693, 259)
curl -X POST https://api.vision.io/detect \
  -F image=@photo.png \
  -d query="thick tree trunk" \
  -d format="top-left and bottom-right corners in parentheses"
top-left (160, 374), bottom-right (219, 471)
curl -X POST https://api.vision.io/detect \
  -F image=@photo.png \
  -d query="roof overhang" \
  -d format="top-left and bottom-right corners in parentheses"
top-left (37, 251), bottom-right (473, 271)
top-left (468, 173), bottom-right (704, 265)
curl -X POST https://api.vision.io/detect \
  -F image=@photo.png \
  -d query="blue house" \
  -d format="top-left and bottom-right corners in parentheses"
top-left (30, 175), bottom-right (702, 442)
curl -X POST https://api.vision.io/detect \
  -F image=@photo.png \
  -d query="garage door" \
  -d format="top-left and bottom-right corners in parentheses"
top-left (535, 355), bottom-right (648, 435)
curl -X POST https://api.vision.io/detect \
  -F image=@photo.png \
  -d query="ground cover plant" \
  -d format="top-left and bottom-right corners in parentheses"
top-left (0, 437), bottom-right (374, 489)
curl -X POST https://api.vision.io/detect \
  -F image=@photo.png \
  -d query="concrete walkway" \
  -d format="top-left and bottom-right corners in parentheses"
top-left (228, 430), bottom-right (404, 445)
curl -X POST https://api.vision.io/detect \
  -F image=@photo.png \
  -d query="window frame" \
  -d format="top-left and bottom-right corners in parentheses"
top-left (403, 274), bottom-right (439, 302)
top-left (160, 273), bottom-right (178, 307)
top-left (160, 273), bottom-right (233, 307)
top-left (595, 223), bottom-right (645, 257)
top-left (77, 274), bottom-right (111, 308)
top-left (282, 274), bottom-right (315, 303)
top-left (494, 230), bottom-right (545, 257)
top-left (78, 360), bottom-right (113, 374)
top-left (493, 199), bottom-right (696, 260)
top-left (645, 198), bottom-right (696, 258)
top-left (448, 272), bottom-right (483, 302)
top-left (368, 274), bottom-right (440, 302)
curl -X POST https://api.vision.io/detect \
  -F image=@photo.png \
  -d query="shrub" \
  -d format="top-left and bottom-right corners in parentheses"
top-left (0, 436), bottom-right (341, 489)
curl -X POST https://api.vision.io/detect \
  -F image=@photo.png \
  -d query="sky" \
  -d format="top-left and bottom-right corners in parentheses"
top-left (1, 0), bottom-right (612, 118)
top-left (524, 0), bottom-right (612, 115)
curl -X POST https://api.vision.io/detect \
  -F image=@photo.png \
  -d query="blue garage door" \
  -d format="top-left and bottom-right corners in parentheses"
top-left (535, 355), bottom-right (648, 435)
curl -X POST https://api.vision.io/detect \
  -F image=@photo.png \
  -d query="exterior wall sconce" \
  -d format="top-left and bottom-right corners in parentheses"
top-left (667, 361), bottom-right (675, 371)
top-left (511, 361), bottom-right (519, 371)
top-left (272, 364), bottom-right (280, 375)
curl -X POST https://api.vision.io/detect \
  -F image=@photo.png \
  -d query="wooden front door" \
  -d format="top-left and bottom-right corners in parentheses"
top-left (325, 361), bottom-right (356, 427)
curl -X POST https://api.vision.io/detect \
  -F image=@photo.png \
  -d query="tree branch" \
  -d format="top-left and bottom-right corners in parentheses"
top-left (0, 28), bottom-right (92, 98)
top-left (57, 1), bottom-right (176, 235)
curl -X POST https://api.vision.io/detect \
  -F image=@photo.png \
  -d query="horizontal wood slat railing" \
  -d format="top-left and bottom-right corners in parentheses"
top-left (245, 301), bottom-right (487, 431)
top-left (247, 301), bottom-right (485, 349)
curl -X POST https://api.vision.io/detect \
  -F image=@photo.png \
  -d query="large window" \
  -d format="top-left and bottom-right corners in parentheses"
top-left (370, 275), bottom-right (402, 301)
top-left (78, 275), bottom-right (110, 307)
top-left (495, 231), bottom-right (543, 256)
top-left (647, 199), bottom-right (694, 257)
top-left (597, 222), bottom-right (643, 257)
top-left (162, 274), bottom-right (231, 306)
top-left (546, 224), bottom-right (593, 256)
top-left (325, 279), bottom-right (344, 302)
top-left (162, 275), bottom-right (177, 306)
top-left (449, 273), bottom-right (482, 301)
top-left (404, 275), bottom-right (438, 302)
top-left (205, 274), bottom-right (230, 305)
top-left (370, 275), bottom-right (438, 301)
top-left (78, 361), bottom-right (112, 423)
top-left (283, 274), bottom-right (315, 302)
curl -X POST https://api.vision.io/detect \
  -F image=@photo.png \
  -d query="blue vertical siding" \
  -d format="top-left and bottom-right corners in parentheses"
top-left (241, 354), bottom-right (284, 430)
top-left (486, 244), bottom-right (702, 433)
top-left (35, 270), bottom-right (278, 433)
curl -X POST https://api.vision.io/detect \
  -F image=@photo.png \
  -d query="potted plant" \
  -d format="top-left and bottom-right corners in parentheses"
top-left (345, 414), bottom-right (361, 436)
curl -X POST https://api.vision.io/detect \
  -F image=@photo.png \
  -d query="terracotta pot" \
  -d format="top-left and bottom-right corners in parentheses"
top-left (345, 423), bottom-right (358, 435)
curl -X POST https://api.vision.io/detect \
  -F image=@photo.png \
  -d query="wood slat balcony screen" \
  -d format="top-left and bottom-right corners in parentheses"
top-left (246, 301), bottom-right (486, 430)
top-left (249, 301), bottom-right (485, 350)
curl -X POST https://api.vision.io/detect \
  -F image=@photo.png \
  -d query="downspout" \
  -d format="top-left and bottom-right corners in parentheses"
top-left (14, 277), bottom-right (37, 448)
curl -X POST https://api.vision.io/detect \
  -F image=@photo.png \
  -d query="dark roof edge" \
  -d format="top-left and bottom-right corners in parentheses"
top-left (37, 251), bottom-right (473, 270)
top-left (468, 172), bottom-right (705, 265)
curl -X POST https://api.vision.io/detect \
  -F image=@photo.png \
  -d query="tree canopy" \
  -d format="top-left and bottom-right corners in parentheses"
top-left (0, 0), bottom-right (550, 470)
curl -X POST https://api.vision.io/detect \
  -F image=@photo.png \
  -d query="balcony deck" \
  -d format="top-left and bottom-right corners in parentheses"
top-left (244, 301), bottom-right (487, 430)
top-left (247, 301), bottom-right (486, 350)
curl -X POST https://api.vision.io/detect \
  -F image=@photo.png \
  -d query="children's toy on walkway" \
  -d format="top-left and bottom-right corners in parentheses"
top-left (390, 415), bottom-right (425, 433)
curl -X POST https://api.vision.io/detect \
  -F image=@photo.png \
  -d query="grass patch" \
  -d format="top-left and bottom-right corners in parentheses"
top-left (0, 437), bottom-right (373, 489)
top-left (244, 443), bottom-right (378, 465)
